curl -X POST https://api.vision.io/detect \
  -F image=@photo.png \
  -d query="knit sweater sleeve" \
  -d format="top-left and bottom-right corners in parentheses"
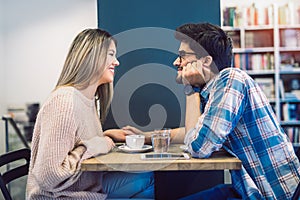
top-left (32, 93), bottom-right (86, 192)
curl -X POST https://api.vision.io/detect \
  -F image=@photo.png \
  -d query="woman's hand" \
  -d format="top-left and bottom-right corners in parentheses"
top-left (103, 129), bottom-right (134, 142)
top-left (104, 136), bottom-right (115, 150)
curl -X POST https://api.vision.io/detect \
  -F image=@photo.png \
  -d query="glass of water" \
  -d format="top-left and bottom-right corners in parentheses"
top-left (151, 128), bottom-right (171, 153)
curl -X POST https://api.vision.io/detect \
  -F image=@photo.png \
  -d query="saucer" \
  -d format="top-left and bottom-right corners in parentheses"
top-left (118, 145), bottom-right (152, 153)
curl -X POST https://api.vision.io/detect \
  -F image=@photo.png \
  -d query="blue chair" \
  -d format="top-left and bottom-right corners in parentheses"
top-left (0, 148), bottom-right (31, 200)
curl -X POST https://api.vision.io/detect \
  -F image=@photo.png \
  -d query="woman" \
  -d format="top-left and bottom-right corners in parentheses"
top-left (26, 28), bottom-right (154, 199)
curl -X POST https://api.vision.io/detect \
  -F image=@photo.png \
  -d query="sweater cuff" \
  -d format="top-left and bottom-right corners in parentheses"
top-left (82, 136), bottom-right (110, 156)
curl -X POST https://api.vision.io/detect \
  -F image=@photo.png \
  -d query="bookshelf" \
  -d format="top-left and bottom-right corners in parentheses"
top-left (221, 0), bottom-right (300, 147)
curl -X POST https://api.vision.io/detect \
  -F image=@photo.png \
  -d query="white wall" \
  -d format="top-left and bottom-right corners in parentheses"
top-left (0, 0), bottom-right (97, 154)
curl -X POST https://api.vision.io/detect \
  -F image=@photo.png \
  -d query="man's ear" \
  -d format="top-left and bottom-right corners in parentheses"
top-left (203, 56), bottom-right (212, 67)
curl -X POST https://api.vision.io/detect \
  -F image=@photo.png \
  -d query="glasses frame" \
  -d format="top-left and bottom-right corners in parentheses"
top-left (178, 51), bottom-right (198, 64)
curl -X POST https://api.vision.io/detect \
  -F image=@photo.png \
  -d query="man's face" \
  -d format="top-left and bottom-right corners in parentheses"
top-left (173, 42), bottom-right (198, 84)
top-left (173, 41), bottom-right (215, 87)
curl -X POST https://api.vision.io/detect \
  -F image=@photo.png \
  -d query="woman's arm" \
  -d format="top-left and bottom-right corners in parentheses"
top-left (32, 100), bottom-right (85, 192)
top-left (32, 93), bottom-right (113, 192)
top-left (103, 129), bottom-right (133, 142)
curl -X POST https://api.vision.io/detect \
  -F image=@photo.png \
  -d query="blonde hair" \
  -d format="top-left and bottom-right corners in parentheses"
top-left (56, 28), bottom-right (116, 124)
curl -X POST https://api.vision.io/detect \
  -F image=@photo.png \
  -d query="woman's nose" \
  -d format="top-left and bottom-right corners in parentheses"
top-left (114, 58), bottom-right (120, 66)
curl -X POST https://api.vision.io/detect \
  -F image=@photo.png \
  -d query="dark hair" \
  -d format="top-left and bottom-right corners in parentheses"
top-left (175, 22), bottom-right (233, 71)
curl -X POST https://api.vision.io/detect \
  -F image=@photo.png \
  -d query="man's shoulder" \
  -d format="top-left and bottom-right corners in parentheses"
top-left (219, 67), bottom-right (249, 80)
top-left (219, 67), bottom-right (244, 75)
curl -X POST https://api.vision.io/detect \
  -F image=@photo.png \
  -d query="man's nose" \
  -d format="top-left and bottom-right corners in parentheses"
top-left (173, 57), bottom-right (180, 66)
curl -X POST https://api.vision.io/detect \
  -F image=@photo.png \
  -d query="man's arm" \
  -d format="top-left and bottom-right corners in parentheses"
top-left (122, 126), bottom-right (186, 144)
top-left (185, 92), bottom-right (201, 134)
top-left (170, 127), bottom-right (185, 143)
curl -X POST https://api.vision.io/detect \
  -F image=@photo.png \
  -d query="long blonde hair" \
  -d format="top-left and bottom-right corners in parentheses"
top-left (56, 28), bottom-right (116, 124)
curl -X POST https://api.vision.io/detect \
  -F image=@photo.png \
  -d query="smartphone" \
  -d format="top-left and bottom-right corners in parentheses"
top-left (140, 153), bottom-right (190, 160)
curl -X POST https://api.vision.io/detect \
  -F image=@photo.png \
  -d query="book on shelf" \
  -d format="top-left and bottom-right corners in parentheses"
top-left (280, 29), bottom-right (300, 47)
top-left (254, 78), bottom-right (275, 99)
top-left (227, 31), bottom-right (240, 48)
top-left (278, 2), bottom-right (300, 25)
top-left (292, 90), bottom-right (300, 99)
top-left (223, 7), bottom-right (235, 27)
top-left (281, 92), bottom-right (300, 121)
top-left (223, 3), bottom-right (274, 27)
top-left (234, 53), bottom-right (250, 70)
top-left (223, 7), bottom-right (243, 27)
top-left (280, 53), bottom-right (298, 70)
top-left (284, 127), bottom-right (300, 145)
top-left (282, 102), bottom-right (298, 121)
top-left (246, 3), bottom-right (273, 26)
top-left (245, 31), bottom-right (273, 48)
top-left (279, 79), bottom-right (285, 99)
top-left (288, 103), bottom-right (300, 120)
top-left (223, 2), bottom-right (300, 27)
top-left (234, 53), bottom-right (274, 70)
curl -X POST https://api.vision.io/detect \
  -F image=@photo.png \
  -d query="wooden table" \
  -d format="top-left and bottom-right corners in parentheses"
top-left (81, 144), bottom-right (241, 172)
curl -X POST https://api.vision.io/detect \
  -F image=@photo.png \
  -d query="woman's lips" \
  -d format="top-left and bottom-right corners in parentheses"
top-left (109, 67), bottom-right (115, 73)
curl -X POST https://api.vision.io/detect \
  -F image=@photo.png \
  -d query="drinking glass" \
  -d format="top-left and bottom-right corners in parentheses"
top-left (151, 128), bottom-right (171, 153)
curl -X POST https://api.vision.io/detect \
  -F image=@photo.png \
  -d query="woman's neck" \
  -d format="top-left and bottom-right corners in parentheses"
top-left (78, 83), bottom-right (98, 100)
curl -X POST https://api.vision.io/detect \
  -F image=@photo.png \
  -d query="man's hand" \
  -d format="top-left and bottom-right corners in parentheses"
top-left (122, 125), bottom-right (144, 135)
top-left (122, 126), bottom-right (154, 144)
top-left (181, 56), bottom-right (214, 88)
top-left (181, 60), bottom-right (205, 87)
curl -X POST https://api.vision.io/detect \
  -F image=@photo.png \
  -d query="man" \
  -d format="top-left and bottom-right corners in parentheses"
top-left (174, 22), bottom-right (300, 199)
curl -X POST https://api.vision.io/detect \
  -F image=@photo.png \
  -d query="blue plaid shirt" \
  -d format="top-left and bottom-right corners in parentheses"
top-left (184, 68), bottom-right (300, 199)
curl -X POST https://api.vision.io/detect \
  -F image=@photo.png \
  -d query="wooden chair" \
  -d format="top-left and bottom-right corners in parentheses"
top-left (0, 148), bottom-right (31, 200)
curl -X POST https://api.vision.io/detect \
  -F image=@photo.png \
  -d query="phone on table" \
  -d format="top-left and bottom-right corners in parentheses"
top-left (140, 153), bottom-right (190, 160)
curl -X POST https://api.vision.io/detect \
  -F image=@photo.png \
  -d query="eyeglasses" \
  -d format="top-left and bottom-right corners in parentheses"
top-left (178, 51), bottom-right (198, 64)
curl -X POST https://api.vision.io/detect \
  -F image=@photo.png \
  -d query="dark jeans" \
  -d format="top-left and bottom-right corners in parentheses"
top-left (179, 184), bottom-right (241, 200)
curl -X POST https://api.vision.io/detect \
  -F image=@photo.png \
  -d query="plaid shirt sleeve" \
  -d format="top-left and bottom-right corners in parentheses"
top-left (185, 68), bottom-right (246, 158)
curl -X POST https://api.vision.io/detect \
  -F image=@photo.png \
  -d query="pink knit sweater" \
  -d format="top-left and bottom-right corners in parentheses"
top-left (26, 86), bottom-right (111, 199)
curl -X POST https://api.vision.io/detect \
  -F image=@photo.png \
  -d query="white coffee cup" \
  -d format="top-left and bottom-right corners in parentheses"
top-left (126, 135), bottom-right (145, 149)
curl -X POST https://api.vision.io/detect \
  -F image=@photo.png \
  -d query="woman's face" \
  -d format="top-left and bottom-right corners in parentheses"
top-left (98, 41), bottom-right (119, 85)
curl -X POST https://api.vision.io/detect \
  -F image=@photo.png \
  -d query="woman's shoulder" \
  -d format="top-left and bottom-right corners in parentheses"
top-left (41, 87), bottom-right (76, 110)
top-left (51, 86), bottom-right (75, 101)
top-left (35, 87), bottom-right (77, 123)
top-left (42, 86), bottom-right (94, 112)
top-left (52, 86), bottom-right (76, 96)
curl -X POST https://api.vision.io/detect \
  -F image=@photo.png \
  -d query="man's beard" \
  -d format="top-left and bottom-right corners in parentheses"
top-left (175, 73), bottom-right (183, 84)
top-left (175, 73), bottom-right (206, 89)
